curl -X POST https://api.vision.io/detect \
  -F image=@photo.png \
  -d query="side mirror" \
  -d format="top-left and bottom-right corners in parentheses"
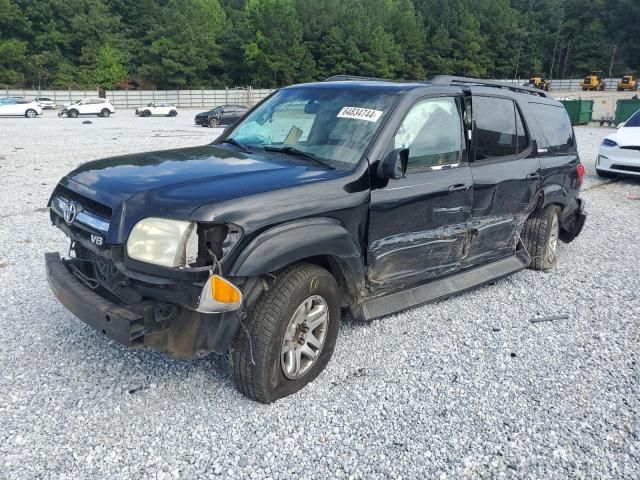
top-left (378, 148), bottom-right (409, 180)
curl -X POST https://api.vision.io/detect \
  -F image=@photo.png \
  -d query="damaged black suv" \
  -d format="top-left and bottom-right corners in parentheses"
top-left (46, 76), bottom-right (586, 402)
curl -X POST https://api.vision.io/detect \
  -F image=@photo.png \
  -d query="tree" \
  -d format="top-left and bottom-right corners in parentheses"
top-left (243, 0), bottom-right (315, 86)
top-left (93, 44), bottom-right (127, 88)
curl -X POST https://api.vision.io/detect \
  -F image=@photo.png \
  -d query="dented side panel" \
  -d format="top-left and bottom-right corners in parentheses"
top-left (367, 165), bottom-right (473, 293)
top-left (464, 156), bottom-right (540, 267)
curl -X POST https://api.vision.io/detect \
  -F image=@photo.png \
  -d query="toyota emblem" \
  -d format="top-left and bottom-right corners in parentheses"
top-left (63, 201), bottom-right (79, 224)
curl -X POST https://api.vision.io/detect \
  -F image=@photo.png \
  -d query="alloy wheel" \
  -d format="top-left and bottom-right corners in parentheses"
top-left (280, 295), bottom-right (329, 380)
top-left (546, 212), bottom-right (559, 264)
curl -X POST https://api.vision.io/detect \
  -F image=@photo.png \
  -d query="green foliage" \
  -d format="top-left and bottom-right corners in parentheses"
top-left (93, 44), bottom-right (127, 89)
top-left (1, 0), bottom-right (638, 88)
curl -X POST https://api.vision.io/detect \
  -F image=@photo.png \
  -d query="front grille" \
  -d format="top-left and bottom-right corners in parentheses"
top-left (55, 184), bottom-right (112, 219)
top-left (611, 164), bottom-right (640, 173)
top-left (50, 186), bottom-right (111, 237)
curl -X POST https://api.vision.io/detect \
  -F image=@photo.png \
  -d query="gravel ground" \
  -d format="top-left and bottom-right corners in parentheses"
top-left (0, 112), bottom-right (639, 479)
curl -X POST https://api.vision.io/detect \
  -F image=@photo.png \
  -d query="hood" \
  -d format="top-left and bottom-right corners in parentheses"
top-left (614, 126), bottom-right (640, 146)
top-left (61, 145), bottom-right (347, 234)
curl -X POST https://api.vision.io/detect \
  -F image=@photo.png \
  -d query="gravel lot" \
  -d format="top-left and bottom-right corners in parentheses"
top-left (1, 111), bottom-right (639, 479)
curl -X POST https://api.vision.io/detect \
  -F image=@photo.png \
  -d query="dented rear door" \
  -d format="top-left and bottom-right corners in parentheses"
top-left (464, 93), bottom-right (539, 267)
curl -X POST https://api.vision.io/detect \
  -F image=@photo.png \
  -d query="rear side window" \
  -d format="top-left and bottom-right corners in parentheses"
top-left (529, 103), bottom-right (575, 152)
top-left (473, 96), bottom-right (529, 160)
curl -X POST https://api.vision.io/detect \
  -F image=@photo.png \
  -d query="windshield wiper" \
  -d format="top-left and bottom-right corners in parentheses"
top-left (263, 146), bottom-right (335, 170)
top-left (219, 138), bottom-right (252, 153)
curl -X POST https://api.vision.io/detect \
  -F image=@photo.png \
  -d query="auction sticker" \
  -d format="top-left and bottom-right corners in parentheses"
top-left (337, 106), bottom-right (383, 122)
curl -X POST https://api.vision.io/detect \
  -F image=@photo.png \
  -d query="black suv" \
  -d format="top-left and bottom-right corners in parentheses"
top-left (194, 104), bottom-right (249, 127)
top-left (45, 76), bottom-right (586, 403)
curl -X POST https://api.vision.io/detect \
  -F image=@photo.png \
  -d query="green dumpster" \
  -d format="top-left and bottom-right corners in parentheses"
top-left (560, 99), bottom-right (594, 125)
top-left (614, 99), bottom-right (640, 125)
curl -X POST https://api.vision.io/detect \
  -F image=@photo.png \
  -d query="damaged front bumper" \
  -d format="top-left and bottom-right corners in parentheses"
top-left (45, 252), bottom-right (241, 357)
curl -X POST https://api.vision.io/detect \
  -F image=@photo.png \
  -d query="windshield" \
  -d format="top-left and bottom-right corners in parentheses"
top-left (225, 87), bottom-right (397, 169)
top-left (625, 110), bottom-right (640, 128)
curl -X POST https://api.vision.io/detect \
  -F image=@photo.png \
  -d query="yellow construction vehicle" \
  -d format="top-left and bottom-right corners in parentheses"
top-left (581, 71), bottom-right (606, 91)
top-left (617, 74), bottom-right (638, 91)
top-left (527, 75), bottom-right (551, 91)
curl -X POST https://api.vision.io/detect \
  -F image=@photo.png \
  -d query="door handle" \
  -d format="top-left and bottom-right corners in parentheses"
top-left (526, 172), bottom-right (540, 180)
top-left (448, 183), bottom-right (470, 192)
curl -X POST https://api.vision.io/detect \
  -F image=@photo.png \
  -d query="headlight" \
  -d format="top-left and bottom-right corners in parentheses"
top-left (127, 218), bottom-right (198, 267)
top-left (601, 138), bottom-right (618, 147)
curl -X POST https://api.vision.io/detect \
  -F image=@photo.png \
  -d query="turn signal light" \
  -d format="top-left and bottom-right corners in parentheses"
top-left (210, 275), bottom-right (240, 304)
top-left (197, 274), bottom-right (242, 313)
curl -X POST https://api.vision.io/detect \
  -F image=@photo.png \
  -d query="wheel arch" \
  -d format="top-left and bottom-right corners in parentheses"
top-left (537, 184), bottom-right (568, 211)
top-left (229, 218), bottom-right (366, 305)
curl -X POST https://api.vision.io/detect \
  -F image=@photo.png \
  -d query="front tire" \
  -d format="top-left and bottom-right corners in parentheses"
top-left (168, 110), bottom-right (177, 117)
top-left (230, 263), bottom-right (340, 403)
top-left (208, 117), bottom-right (220, 127)
top-left (25, 109), bottom-right (37, 118)
top-left (522, 205), bottom-right (561, 271)
top-left (68, 109), bottom-right (78, 118)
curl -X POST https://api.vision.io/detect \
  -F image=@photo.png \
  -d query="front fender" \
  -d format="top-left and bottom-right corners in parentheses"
top-left (230, 217), bottom-right (362, 276)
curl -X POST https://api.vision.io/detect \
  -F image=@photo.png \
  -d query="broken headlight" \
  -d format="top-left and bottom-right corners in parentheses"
top-left (127, 218), bottom-right (198, 268)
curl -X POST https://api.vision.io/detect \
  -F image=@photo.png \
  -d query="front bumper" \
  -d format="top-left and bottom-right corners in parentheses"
top-left (194, 116), bottom-right (208, 125)
top-left (597, 148), bottom-right (640, 176)
top-left (45, 252), bottom-right (240, 357)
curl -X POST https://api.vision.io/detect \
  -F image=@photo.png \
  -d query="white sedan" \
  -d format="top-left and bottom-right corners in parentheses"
top-left (597, 109), bottom-right (640, 178)
top-left (0, 98), bottom-right (43, 118)
top-left (135, 102), bottom-right (178, 117)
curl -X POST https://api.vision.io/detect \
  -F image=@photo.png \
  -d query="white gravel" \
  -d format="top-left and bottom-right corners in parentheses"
top-left (0, 112), bottom-right (639, 479)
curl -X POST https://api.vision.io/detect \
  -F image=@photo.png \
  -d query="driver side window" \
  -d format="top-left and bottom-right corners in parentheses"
top-left (394, 97), bottom-right (463, 172)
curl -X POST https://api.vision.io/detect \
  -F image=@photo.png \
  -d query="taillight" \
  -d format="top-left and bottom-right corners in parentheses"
top-left (576, 163), bottom-right (585, 188)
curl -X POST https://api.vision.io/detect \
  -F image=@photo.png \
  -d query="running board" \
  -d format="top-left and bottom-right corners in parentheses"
top-left (361, 250), bottom-right (530, 320)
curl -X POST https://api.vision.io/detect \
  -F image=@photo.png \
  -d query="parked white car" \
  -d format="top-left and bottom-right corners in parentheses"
top-left (35, 97), bottom-right (57, 109)
top-left (597, 109), bottom-right (640, 178)
top-left (135, 102), bottom-right (178, 117)
top-left (58, 98), bottom-right (116, 118)
top-left (0, 97), bottom-right (43, 118)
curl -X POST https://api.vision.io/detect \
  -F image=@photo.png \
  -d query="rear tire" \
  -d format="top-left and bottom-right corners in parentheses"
top-left (100, 109), bottom-right (110, 118)
top-left (168, 110), bottom-right (177, 117)
top-left (522, 205), bottom-right (561, 271)
top-left (25, 109), bottom-right (37, 118)
top-left (230, 263), bottom-right (340, 403)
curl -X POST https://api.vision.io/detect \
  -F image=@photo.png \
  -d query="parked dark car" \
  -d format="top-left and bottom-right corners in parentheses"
top-left (194, 104), bottom-right (249, 127)
top-left (45, 76), bottom-right (586, 403)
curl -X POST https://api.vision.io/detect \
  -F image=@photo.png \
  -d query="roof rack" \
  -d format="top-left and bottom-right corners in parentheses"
top-left (430, 75), bottom-right (547, 98)
top-left (324, 75), bottom-right (393, 82)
